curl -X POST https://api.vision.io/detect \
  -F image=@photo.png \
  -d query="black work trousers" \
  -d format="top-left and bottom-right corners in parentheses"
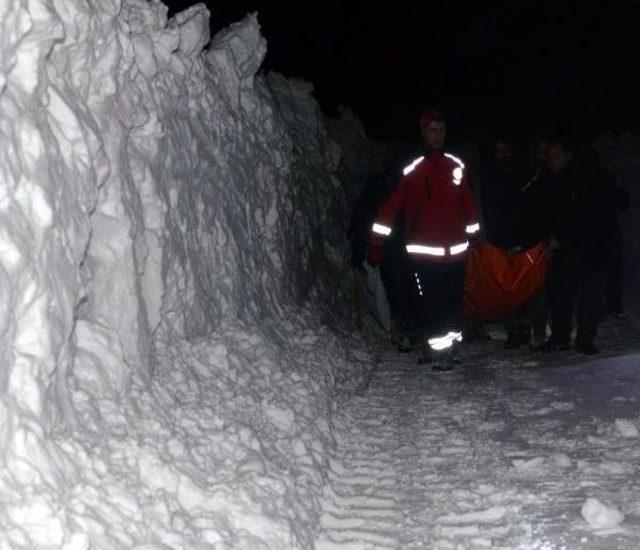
top-left (547, 249), bottom-right (608, 346)
top-left (505, 284), bottom-right (548, 341)
top-left (380, 250), bottom-right (413, 332)
top-left (408, 260), bottom-right (466, 342)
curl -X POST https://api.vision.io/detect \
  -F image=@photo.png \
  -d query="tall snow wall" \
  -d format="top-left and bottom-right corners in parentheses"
top-left (0, 1), bottom-right (372, 547)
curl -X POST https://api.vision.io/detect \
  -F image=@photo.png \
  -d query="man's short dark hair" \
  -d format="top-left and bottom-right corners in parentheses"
top-left (546, 132), bottom-right (575, 153)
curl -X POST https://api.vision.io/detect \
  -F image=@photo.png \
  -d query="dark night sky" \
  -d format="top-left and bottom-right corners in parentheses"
top-left (165, 0), bottom-right (640, 143)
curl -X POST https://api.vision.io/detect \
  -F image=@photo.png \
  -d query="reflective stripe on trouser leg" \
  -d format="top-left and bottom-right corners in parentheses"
top-left (411, 261), bottom-right (465, 348)
top-left (414, 272), bottom-right (424, 297)
top-left (428, 331), bottom-right (463, 351)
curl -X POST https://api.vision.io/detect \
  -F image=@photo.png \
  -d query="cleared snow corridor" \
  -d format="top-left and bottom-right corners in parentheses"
top-left (317, 317), bottom-right (640, 549)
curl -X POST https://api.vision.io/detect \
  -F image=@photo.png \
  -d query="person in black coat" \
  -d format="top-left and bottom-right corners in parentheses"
top-left (530, 133), bottom-right (628, 355)
top-left (480, 136), bottom-right (526, 251)
top-left (480, 136), bottom-right (537, 348)
top-left (601, 173), bottom-right (630, 316)
top-left (348, 150), bottom-right (415, 349)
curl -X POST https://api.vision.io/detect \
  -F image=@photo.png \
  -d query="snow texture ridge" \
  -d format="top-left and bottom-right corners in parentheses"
top-left (0, 1), bottom-right (372, 547)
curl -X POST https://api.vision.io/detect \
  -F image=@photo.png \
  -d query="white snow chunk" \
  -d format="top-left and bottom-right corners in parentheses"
top-left (615, 418), bottom-right (639, 438)
top-left (581, 498), bottom-right (625, 528)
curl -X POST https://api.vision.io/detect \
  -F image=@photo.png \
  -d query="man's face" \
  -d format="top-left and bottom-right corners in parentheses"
top-left (421, 121), bottom-right (447, 150)
top-left (494, 140), bottom-right (513, 168)
top-left (535, 140), bottom-right (547, 164)
top-left (545, 143), bottom-right (572, 175)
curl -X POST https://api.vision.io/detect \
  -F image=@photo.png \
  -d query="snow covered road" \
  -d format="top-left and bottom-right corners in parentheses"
top-left (317, 340), bottom-right (640, 549)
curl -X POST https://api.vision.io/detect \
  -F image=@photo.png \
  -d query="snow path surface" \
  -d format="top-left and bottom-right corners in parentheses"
top-left (318, 332), bottom-right (640, 549)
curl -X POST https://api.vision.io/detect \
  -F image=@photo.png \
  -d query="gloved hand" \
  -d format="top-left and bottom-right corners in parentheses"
top-left (350, 249), bottom-right (366, 272)
top-left (543, 236), bottom-right (561, 260)
top-left (467, 232), bottom-right (484, 250)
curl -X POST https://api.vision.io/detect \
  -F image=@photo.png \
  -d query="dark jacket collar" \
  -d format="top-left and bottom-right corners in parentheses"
top-left (424, 146), bottom-right (444, 159)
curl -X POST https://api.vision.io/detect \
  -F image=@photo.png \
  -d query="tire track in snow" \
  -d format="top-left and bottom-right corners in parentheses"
top-left (316, 367), bottom-right (404, 549)
top-left (316, 348), bottom-right (525, 549)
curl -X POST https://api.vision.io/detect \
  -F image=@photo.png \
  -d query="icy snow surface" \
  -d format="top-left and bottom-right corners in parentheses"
top-left (317, 314), bottom-right (640, 549)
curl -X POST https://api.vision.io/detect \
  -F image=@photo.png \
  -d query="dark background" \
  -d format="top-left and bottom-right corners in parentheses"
top-left (165, 0), bottom-right (640, 143)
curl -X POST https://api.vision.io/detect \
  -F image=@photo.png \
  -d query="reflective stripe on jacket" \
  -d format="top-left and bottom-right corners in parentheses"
top-left (370, 151), bottom-right (479, 263)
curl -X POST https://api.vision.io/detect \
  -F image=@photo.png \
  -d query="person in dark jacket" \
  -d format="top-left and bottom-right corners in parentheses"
top-left (480, 136), bottom-right (525, 251)
top-left (532, 133), bottom-right (627, 355)
top-left (602, 174), bottom-right (630, 316)
top-left (506, 134), bottom-right (551, 350)
top-left (348, 150), bottom-right (414, 348)
top-left (480, 136), bottom-right (543, 349)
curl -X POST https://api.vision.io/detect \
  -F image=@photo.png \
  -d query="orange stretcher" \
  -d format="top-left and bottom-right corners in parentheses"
top-left (464, 242), bottom-right (549, 321)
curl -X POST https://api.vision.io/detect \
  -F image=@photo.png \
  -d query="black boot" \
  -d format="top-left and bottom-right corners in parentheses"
top-left (432, 343), bottom-right (457, 372)
top-left (576, 341), bottom-right (600, 355)
top-left (417, 339), bottom-right (433, 365)
top-left (398, 336), bottom-right (413, 353)
top-left (432, 352), bottom-right (454, 372)
top-left (504, 325), bottom-right (529, 350)
top-left (504, 333), bottom-right (522, 350)
top-left (540, 335), bottom-right (571, 352)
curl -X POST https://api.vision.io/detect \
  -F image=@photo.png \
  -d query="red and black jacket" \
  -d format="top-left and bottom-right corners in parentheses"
top-left (369, 151), bottom-right (480, 263)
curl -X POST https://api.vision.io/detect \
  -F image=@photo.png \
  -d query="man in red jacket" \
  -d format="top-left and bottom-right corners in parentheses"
top-left (368, 110), bottom-right (480, 370)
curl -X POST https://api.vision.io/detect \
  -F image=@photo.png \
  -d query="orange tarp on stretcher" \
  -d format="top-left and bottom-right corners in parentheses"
top-left (464, 242), bottom-right (549, 321)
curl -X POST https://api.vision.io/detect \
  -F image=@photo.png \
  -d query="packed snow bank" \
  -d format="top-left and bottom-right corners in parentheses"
top-left (0, 1), bottom-right (372, 547)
